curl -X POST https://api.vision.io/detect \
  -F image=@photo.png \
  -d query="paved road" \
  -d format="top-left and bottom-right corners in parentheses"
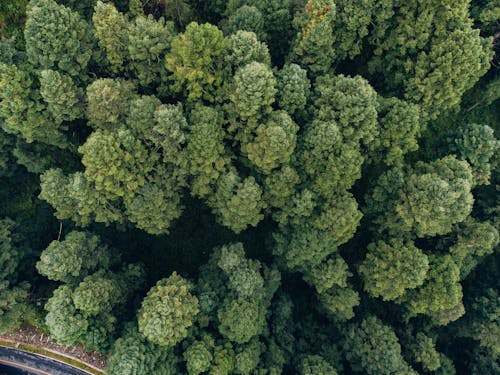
top-left (0, 346), bottom-right (93, 375)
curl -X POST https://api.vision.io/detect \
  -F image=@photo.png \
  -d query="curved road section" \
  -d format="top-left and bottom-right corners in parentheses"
top-left (0, 346), bottom-right (92, 375)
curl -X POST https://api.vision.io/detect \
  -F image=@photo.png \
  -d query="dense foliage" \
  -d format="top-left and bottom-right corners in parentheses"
top-left (0, 0), bottom-right (498, 374)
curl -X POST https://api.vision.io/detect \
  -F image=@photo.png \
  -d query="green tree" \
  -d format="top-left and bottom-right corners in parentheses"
top-left (224, 0), bottom-right (295, 65)
top-left (310, 192), bottom-right (363, 246)
top-left (273, 225), bottom-right (336, 272)
top-left (473, 0), bottom-right (500, 34)
top-left (39, 69), bottom-right (85, 122)
top-left (450, 123), bottom-right (498, 186)
top-left (148, 103), bottom-right (190, 166)
top-left (457, 287), bottom-right (499, 356)
top-left (185, 105), bottom-right (230, 198)
top-left (359, 238), bottom-right (429, 301)
top-left (343, 316), bottom-right (415, 375)
top-left (330, 0), bottom-right (376, 61)
top-left (208, 171), bottom-right (266, 233)
top-left (25, 0), bottom-right (93, 78)
top-left (374, 97), bottom-right (422, 166)
top-left (72, 271), bottom-right (124, 316)
top-left (318, 285), bottom-right (360, 321)
top-left (224, 5), bottom-right (265, 41)
top-left (0, 218), bottom-right (23, 281)
top-left (368, 0), bottom-right (492, 117)
top-left (298, 354), bottom-right (337, 375)
top-left (291, 0), bottom-right (336, 75)
top-left (0, 0), bottom-right (29, 43)
top-left (184, 339), bottom-right (213, 375)
top-left (297, 120), bottom-right (363, 195)
top-left (45, 285), bottom-right (89, 345)
top-left (276, 63), bottom-right (310, 116)
top-left (313, 73), bottom-right (379, 148)
top-left (36, 231), bottom-right (111, 283)
top-left (106, 325), bottom-right (179, 375)
top-left (0, 281), bottom-right (31, 333)
top-left (39, 169), bottom-right (125, 226)
top-left (448, 218), bottom-right (499, 279)
top-left (223, 30), bottom-right (270, 69)
top-left (196, 242), bottom-right (280, 348)
top-left (406, 332), bottom-right (442, 372)
top-left (126, 95), bottom-right (162, 138)
top-left (138, 272), bottom-right (199, 347)
top-left (92, 1), bottom-right (128, 73)
top-left (78, 128), bottom-right (154, 203)
top-left (366, 156), bottom-right (474, 237)
top-left (218, 298), bottom-right (266, 344)
top-left (397, 254), bottom-right (463, 323)
top-left (234, 339), bottom-right (263, 374)
top-left (124, 171), bottom-right (184, 235)
top-left (0, 63), bottom-right (68, 147)
top-left (243, 110), bottom-right (298, 174)
top-left (85, 78), bottom-right (136, 130)
top-left (227, 61), bottom-right (276, 134)
top-left (127, 14), bottom-right (175, 89)
top-left (165, 22), bottom-right (226, 102)
top-left (404, 29), bottom-right (492, 117)
top-left (263, 165), bottom-right (300, 211)
top-left (273, 224), bottom-right (355, 296)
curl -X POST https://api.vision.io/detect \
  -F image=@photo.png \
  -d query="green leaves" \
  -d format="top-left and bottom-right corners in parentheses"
top-left (1, 2), bottom-right (498, 373)
top-left (367, 0), bottom-right (492, 117)
top-left (451, 123), bottom-right (498, 186)
top-left (227, 61), bottom-right (276, 126)
top-left (184, 340), bottom-right (213, 375)
top-left (40, 229), bottom-right (146, 351)
top-left (0, 63), bottom-right (68, 147)
top-left (79, 128), bottom-right (153, 202)
top-left (86, 79), bottom-right (136, 130)
top-left (313, 73), bottom-right (379, 148)
top-left (194, 242), bottom-right (279, 351)
top-left (25, 0), bottom-right (93, 78)
top-left (398, 254), bottom-right (463, 322)
top-left (298, 355), bottom-right (337, 375)
top-left (39, 69), bottom-right (85, 122)
top-left (166, 22), bottom-right (226, 102)
top-left (405, 28), bottom-right (492, 116)
top-left (375, 97), bottom-right (422, 166)
top-left (218, 298), bottom-right (266, 344)
top-left (224, 31), bottom-right (270, 69)
top-left (186, 105), bottom-right (230, 198)
top-left (209, 172), bottom-right (266, 233)
top-left (366, 156), bottom-right (474, 237)
top-left (244, 111), bottom-right (298, 174)
top-left (45, 285), bottom-right (89, 345)
top-left (127, 15), bottom-right (175, 88)
top-left (343, 316), bottom-right (414, 375)
top-left (359, 238), bottom-right (429, 301)
top-left (92, 1), bottom-right (128, 73)
top-left (276, 63), bottom-right (310, 115)
top-left (291, 0), bottom-right (336, 75)
top-left (138, 272), bottom-right (199, 347)
top-left (36, 231), bottom-right (111, 283)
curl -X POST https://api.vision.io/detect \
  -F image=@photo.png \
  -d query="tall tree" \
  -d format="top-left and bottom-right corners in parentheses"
top-left (25, 0), bottom-right (93, 78)
top-left (165, 22), bottom-right (226, 102)
top-left (138, 272), bottom-right (199, 347)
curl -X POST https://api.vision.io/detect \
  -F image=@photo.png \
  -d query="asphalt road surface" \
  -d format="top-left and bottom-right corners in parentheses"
top-left (0, 346), bottom-right (93, 375)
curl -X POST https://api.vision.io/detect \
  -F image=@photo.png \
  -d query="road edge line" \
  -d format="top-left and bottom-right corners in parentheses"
top-left (0, 339), bottom-right (105, 375)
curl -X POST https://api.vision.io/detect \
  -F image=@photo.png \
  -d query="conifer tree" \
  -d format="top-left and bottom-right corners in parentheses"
top-left (25, 0), bottom-right (93, 78)
top-left (138, 272), bottom-right (199, 347)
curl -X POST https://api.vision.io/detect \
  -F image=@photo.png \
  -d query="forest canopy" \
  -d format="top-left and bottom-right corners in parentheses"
top-left (0, 0), bottom-right (498, 374)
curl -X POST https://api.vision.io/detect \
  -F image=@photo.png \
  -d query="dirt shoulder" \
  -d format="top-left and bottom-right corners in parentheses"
top-left (0, 325), bottom-right (107, 373)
